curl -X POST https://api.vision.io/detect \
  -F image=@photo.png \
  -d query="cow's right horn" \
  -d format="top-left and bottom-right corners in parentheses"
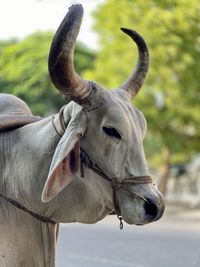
top-left (120, 28), bottom-right (149, 99)
top-left (48, 4), bottom-right (103, 110)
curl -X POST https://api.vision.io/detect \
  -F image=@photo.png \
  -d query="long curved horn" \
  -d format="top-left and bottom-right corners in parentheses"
top-left (120, 28), bottom-right (149, 99)
top-left (48, 5), bottom-right (96, 107)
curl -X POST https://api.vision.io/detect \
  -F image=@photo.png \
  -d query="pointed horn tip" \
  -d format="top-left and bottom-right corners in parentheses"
top-left (69, 4), bottom-right (84, 15)
top-left (120, 27), bottom-right (148, 53)
top-left (120, 28), bottom-right (137, 38)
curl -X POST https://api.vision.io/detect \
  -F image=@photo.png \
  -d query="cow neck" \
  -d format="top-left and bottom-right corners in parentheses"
top-left (1, 107), bottom-right (68, 224)
top-left (0, 115), bottom-right (62, 225)
top-left (0, 107), bottom-right (66, 226)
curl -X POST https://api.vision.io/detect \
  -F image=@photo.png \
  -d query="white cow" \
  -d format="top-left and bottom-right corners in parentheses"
top-left (0, 5), bottom-right (164, 267)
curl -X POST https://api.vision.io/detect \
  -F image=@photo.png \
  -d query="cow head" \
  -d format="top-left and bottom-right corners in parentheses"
top-left (41, 5), bottom-right (165, 225)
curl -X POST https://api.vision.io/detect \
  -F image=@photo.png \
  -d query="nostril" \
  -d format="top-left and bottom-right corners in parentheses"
top-left (144, 198), bottom-right (158, 219)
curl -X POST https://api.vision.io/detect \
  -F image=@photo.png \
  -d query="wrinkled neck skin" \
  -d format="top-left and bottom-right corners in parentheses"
top-left (0, 103), bottom-right (113, 267)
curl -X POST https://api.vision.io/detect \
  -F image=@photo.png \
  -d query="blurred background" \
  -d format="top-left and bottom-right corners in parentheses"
top-left (0, 0), bottom-right (200, 266)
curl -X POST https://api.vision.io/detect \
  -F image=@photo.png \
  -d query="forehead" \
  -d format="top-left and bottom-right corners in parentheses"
top-left (91, 90), bottom-right (147, 134)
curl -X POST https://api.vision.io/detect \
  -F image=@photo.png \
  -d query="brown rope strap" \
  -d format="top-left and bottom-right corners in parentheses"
top-left (0, 192), bottom-right (56, 224)
top-left (80, 150), bottom-right (153, 186)
top-left (52, 105), bottom-right (67, 138)
top-left (122, 176), bottom-right (153, 184)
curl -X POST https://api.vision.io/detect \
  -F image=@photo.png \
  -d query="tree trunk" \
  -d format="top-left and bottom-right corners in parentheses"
top-left (158, 146), bottom-right (170, 196)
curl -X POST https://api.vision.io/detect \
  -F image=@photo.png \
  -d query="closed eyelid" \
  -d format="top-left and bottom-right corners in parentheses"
top-left (103, 126), bottom-right (121, 139)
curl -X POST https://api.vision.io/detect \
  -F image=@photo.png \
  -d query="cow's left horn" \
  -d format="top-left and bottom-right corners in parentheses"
top-left (120, 28), bottom-right (149, 99)
top-left (48, 5), bottom-right (103, 109)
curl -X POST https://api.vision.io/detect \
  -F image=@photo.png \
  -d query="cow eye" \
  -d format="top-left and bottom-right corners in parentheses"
top-left (103, 127), bottom-right (121, 139)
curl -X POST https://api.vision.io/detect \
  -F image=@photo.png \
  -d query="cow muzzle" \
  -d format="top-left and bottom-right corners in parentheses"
top-left (118, 184), bottom-right (165, 226)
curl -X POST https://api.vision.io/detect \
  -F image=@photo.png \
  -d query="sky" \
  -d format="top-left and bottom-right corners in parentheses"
top-left (0, 0), bottom-right (104, 49)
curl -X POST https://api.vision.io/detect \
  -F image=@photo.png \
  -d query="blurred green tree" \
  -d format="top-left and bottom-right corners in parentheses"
top-left (0, 32), bottom-right (95, 115)
top-left (85, 0), bottom-right (200, 193)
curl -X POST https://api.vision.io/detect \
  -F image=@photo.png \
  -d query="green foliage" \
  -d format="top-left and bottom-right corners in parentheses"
top-left (0, 32), bottom-right (95, 115)
top-left (86, 0), bottom-right (200, 166)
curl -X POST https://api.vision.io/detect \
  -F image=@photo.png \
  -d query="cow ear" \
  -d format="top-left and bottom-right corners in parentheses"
top-left (41, 130), bottom-right (81, 202)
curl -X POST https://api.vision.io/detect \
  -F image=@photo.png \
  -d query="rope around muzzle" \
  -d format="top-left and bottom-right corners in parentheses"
top-left (80, 150), bottom-right (153, 230)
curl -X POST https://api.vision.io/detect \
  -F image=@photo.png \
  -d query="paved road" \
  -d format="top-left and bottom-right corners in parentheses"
top-left (56, 206), bottom-right (200, 267)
